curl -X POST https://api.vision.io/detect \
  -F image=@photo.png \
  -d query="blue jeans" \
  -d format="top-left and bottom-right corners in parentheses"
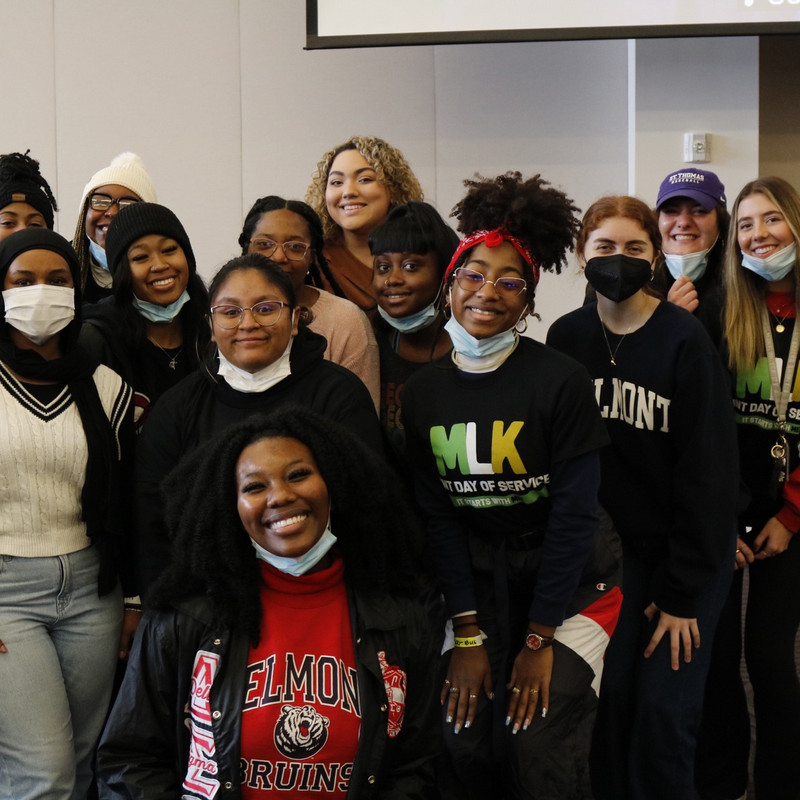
top-left (590, 544), bottom-right (733, 800)
top-left (0, 547), bottom-right (122, 800)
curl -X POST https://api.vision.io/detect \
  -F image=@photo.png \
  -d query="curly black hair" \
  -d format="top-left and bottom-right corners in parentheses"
top-left (149, 407), bottom-right (428, 643)
top-left (450, 172), bottom-right (581, 299)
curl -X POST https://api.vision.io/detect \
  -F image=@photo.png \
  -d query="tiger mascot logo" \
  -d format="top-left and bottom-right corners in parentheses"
top-left (274, 705), bottom-right (330, 759)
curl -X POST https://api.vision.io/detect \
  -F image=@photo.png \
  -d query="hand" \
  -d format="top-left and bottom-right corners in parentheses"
top-left (667, 275), bottom-right (699, 312)
top-left (118, 609), bottom-right (142, 660)
top-left (753, 517), bottom-right (794, 560)
top-left (643, 603), bottom-right (699, 670)
top-left (735, 536), bottom-right (755, 570)
top-left (506, 646), bottom-right (553, 733)
top-left (442, 645), bottom-right (493, 734)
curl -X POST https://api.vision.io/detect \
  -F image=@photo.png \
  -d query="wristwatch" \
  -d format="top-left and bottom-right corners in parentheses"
top-left (525, 631), bottom-right (555, 651)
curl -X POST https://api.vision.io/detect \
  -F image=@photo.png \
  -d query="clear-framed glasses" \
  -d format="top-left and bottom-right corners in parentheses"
top-left (210, 301), bottom-right (289, 329)
top-left (249, 238), bottom-right (311, 261)
top-left (89, 193), bottom-right (140, 212)
top-left (454, 267), bottom-right (527, 297)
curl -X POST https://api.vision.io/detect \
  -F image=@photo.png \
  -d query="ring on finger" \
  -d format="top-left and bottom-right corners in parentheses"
top-left (511, 686), bottom-right (521, 695)
top-left (469, 693), bottom-right (478, 699)
top-left (449, 686), bottom-right (460, 694)
top-left (529, 689), bottom-right (539, 696)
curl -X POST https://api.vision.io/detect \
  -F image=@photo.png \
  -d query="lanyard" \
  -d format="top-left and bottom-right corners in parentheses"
top-left (760, 306), bottom-right (800, 487)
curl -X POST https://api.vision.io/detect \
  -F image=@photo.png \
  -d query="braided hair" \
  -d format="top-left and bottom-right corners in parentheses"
top-left (0, 151), bottom-right (58, 228)
top-left (238, 195), bottom-right (344, 296)
top-left (150, 407), bottom-right (427, 643)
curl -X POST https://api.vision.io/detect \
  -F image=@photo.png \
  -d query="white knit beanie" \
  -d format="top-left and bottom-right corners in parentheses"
top-left (78, 152), bottom-right (157, 210)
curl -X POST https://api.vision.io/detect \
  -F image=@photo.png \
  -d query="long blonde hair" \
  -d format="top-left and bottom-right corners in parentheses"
top-left (306, 136), bottom-right (423, 244)
top-left (724, 177), bottom-right (800, 371)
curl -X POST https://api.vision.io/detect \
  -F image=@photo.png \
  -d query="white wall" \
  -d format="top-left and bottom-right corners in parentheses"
top-left (2, 0), bottom-right (770, 339)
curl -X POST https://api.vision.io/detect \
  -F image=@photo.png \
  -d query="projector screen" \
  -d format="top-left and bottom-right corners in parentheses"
top-left (307, 0), bottom-right (800, 49)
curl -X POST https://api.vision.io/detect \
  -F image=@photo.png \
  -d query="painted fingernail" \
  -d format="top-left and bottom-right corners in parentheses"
top-left (523, 721), bottom-right (530, 731)
top-left (488, 692), bottom-right (494, 700)
top-left (505, 715), bottom-right (511, 726)
top-left (446, 715), bottom-right (452, 723)
top-left (512, 726), bottom-right (519, 735)
top-left (464, 720), bottom-right (471, 729)
top-left (541, 707), bottom-right (548, 718)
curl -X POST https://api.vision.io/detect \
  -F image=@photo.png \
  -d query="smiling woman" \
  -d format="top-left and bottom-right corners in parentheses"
top-left (402, 172), bottom-right (622, 800)
top-left (134, 253), bottom-right (382, 593)
top-left (652, 168), bottom-right (730, 346)
top-left (306, 136), bottom-right (423, 314)
top-left (71, 153), bottom-right (157, 304)
top-left (98, 406), bottom-right (440, 799)
top-left (367, 201), bottom-right (458, 457)
top-left (79, 203), bottom-right (210, 432)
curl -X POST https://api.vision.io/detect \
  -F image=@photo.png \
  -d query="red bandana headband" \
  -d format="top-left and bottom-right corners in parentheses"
top-left (443, 228), bottom-right (540, 288)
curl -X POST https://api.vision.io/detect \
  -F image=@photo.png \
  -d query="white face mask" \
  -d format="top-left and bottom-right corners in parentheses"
top-left (2, 285), bottom-right (75, 346)
top-left (741, 242), bottom-right (797, 283)
top-left (217, 335), bottom-right (293, 393)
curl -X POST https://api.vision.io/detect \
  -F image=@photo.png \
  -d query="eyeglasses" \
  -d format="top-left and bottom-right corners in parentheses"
top-left (89, 194), bottom-right (140, 212)
top-left (210, 301), bottom-right (289, 329)
top-left (454, 267), bottom-right (527, 297)
top-left (249, 238), bottom-right (311, 261)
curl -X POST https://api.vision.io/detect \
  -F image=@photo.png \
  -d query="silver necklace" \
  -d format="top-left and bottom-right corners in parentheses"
top-left (153, 342), bottom-right (183, 370)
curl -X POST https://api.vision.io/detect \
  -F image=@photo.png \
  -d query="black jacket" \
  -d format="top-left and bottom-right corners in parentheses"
top-left (97, 587), bottom-right (440, 799)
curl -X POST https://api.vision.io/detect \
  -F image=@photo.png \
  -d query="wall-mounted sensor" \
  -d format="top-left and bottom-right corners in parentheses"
top-left (683, 132), bottom-right (710, 163)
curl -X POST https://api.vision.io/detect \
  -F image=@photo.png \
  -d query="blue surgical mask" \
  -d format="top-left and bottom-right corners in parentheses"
top-left (664, 245), bottom-right (713, 282)
top-left (445, 314), bottom-right (516, 359)
top-left (88, 237), bottom-right (109, 272)
top-left (741, 242), bottom-right (797, 282)
top-left (132, 290), bottom-right (191, 323)
top-left (377, 302), bottom-right (438, 333)
top-left (251, 526), bottom-right (337, 577)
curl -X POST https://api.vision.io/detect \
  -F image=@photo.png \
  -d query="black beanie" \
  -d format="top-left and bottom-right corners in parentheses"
top-left (0, 228), bottom-right (80, 284)
top-left (0, 153), bottom-right (57, 229)
top-left (104, 202), bottom-right (196, 277)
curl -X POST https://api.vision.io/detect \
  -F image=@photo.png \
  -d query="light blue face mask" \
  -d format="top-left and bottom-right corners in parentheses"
top-left (132, 290), bottom-right (191, 323)
top-left (741, 242), bottom-right (797, 282)
top-left (250, 526), bottom-right (337, 577)
top-left (88, 237), bottom-right (109, 272)
top-left (444, 314), bottom-right (516, 359)
top-left (664, 246), bottom-right (713, 282)
top-left (377, 302), bottom-right (438, 333)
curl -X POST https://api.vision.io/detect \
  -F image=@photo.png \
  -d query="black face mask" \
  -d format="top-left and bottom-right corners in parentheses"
top-left (584, 254), bottom-right (652, 303)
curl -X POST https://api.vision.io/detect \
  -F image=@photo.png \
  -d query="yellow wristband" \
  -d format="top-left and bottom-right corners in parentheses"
top-left (454, 636), bottom-right (483, 648)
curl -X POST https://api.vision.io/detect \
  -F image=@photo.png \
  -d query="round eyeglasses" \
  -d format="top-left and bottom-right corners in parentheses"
top-left (249, 239), bottom-right (311, 261)
top-left (89, 194), bottom-right (140, 212)
top-left (454, 267), bottom-right (527, 297)
top-left (210, 301), bottom-right (288, 329)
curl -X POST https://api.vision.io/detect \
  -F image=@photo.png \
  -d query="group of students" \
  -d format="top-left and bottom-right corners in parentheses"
top-left (0, 138), bottom-right (797, 800)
